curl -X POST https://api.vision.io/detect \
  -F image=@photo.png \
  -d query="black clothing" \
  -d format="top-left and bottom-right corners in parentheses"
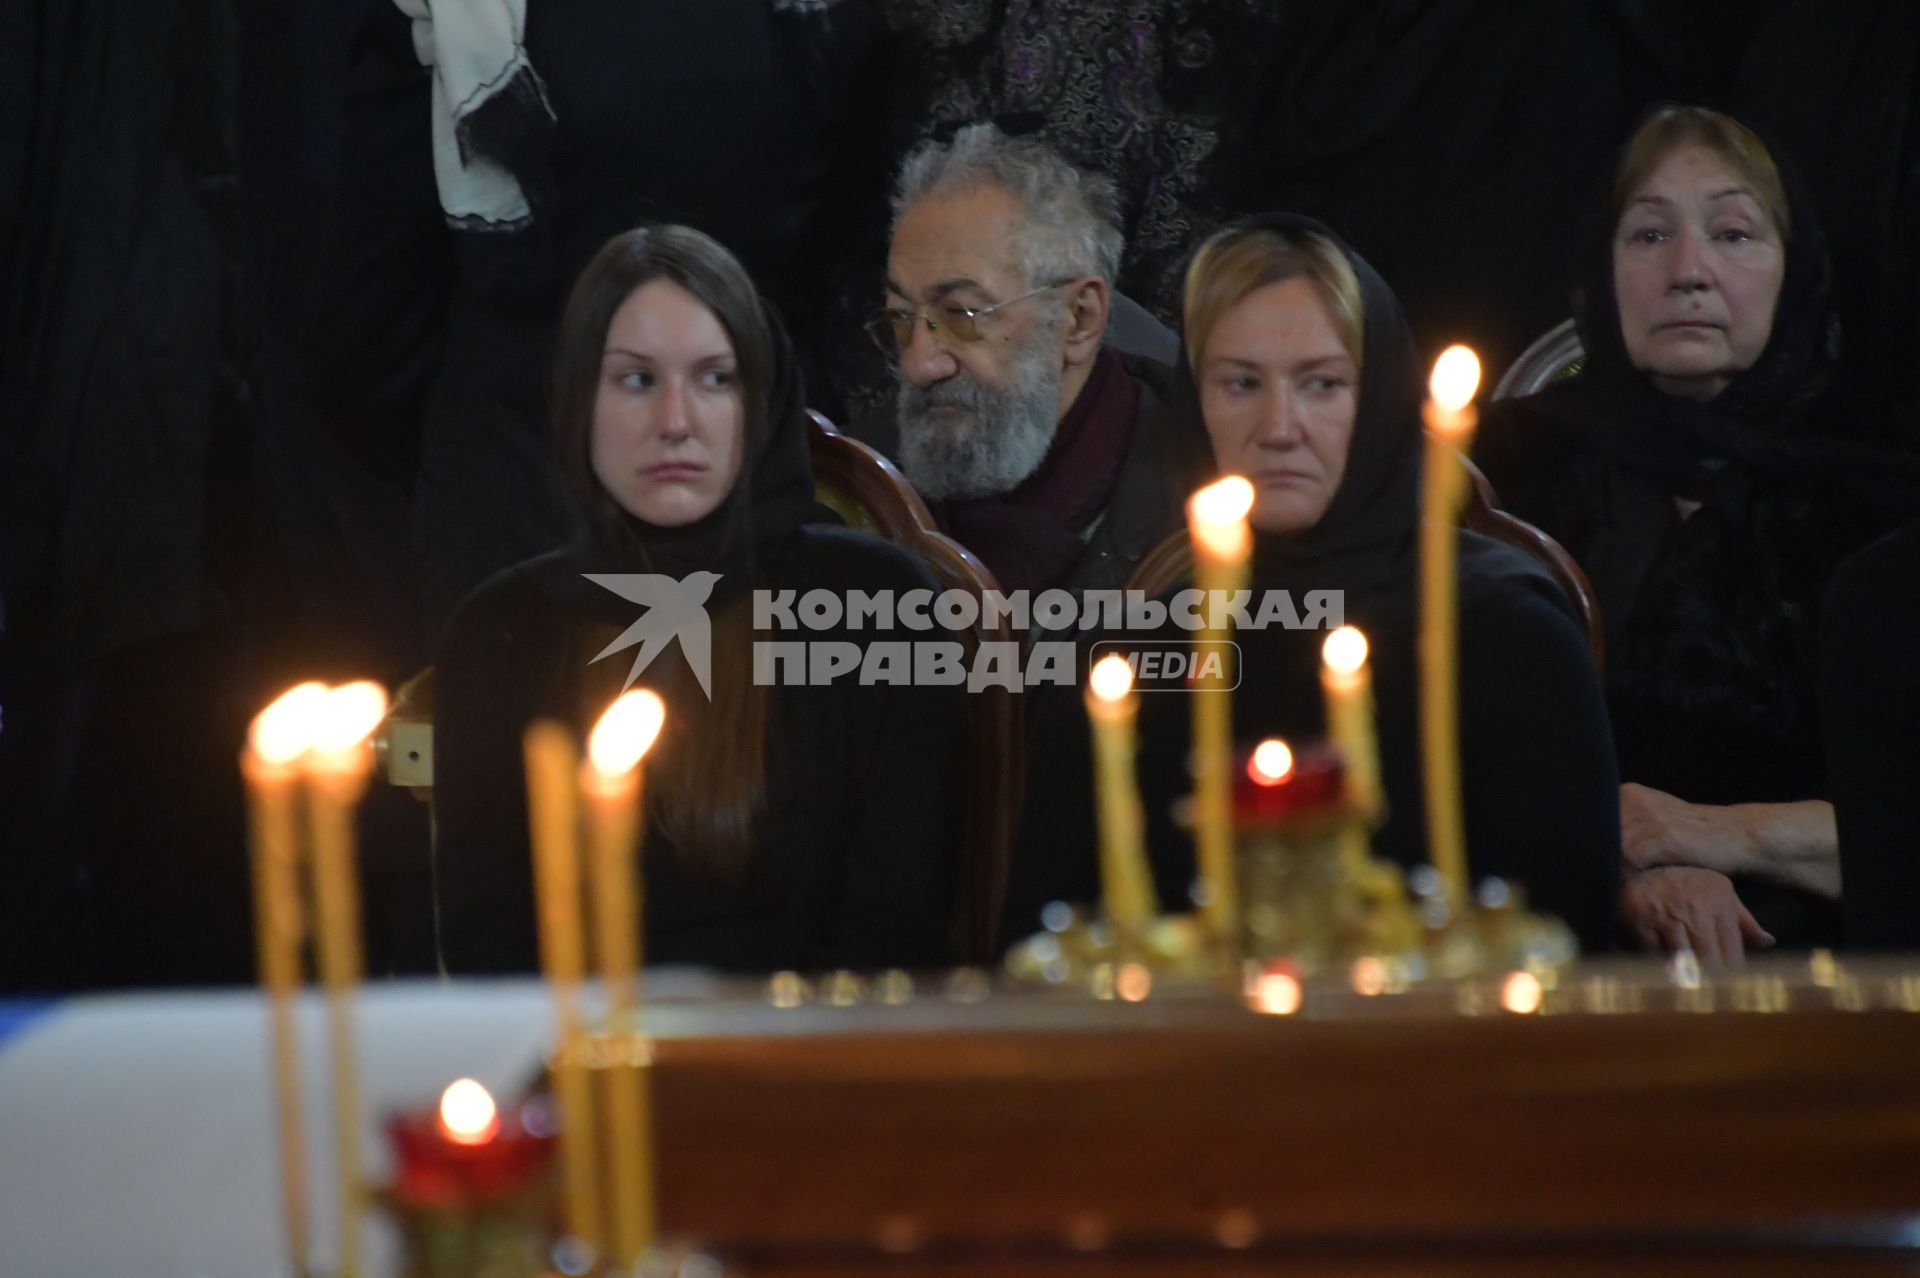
top-left (1735, 1), bottom-right (1920, 449)
top-left (849, 349), bottom-right (1214, 597)
top-left (435, 526), bottom-right (968, 974)
top-left (435, 286), bottom-right (966, 974)
top-left (1204, 0), bottom-right (1635, 381)
top-left (1005, 214), bottom-right (1621, 952)
top-left (1476, 125), bottom-right (1920, 946)
top-left (1006, 531), bottom-right (1624, 954)
top-left (313, 0), bottom-right (891, 634)
top-left (1820, 522), bottom-right (1920, 951)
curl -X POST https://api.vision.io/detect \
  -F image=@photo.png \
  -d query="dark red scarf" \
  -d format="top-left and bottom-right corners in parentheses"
top-left (926, 349), bottom-right (1138, 595)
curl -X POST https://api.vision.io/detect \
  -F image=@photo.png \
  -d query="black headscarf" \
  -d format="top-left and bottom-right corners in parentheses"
top-left (1514, 126), bottom-right (1920, 518)
top-left (1478, 116), bottom-right (1920, 826)
top-left (1184, 212), bottom-right (1430, 597)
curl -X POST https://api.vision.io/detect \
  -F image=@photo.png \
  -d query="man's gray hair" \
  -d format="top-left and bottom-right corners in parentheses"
top-left (893, 123), bottom-right (1124, 289)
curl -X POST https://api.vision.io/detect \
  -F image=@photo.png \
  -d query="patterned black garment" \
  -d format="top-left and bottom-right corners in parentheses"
top-left (829, 0), bottom-right (1281, 418)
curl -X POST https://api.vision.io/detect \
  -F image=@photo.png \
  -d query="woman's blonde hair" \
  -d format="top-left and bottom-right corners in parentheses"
top-left (1611, 105), bottom-right (1791, 245)
top-left (1183, 225), bottom-right (1365, 374)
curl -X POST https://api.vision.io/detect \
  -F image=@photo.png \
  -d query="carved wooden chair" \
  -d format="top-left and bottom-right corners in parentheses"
top-left (807, 410), bottom-right (1019, 963)
top-left (1491, 318), bottom-right (1586, 402)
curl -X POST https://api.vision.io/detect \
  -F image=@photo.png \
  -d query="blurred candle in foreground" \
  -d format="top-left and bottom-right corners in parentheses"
top-left (242, 681), bottom-right (327, 1276)
top-left (305, 680), bottom-right (387, 1278)
top-left (1085, 655), bottom-right (1157, 936)
top-left (1186, 475), bottom-right (1255, 949)
top-left (524, 720), bottom-right (601, 1257)
top-left (582, 689), bottom-right (666, 1270)
top-left (1419, 347), bottom-right (1479, 915)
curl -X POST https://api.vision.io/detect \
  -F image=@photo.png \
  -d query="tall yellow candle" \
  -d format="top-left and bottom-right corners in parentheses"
top-left (523, 720), bottom-right (601, 1257)
top-left (1320, 626), bottom-right (1381, 820)
top-left (1187, 475), bottom-right (1255, 948)
top-left (1419, 346), bottom-right (1480, 914)
top-left (582, 690), bottom-right (666, 1270)
top-left (1085, 654), bottom-right (1157, 936)
top-left (242, 682), bottom-right (326, 1276)
top-left (304, 680), bottom-right (387, 1278)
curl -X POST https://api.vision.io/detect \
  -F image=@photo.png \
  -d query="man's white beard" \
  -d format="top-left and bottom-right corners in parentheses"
top-left (895, 339), bottom-right (1063, 501)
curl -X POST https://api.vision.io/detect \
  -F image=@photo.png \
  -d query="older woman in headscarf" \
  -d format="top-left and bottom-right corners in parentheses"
top-left (1477, 106), bottom-right (1920, 962)
top-left (1006, 214), bottom-right (1621, 952)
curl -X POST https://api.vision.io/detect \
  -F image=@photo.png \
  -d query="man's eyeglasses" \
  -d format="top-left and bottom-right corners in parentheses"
top-left (865, 280), bottom-right (1074, 356)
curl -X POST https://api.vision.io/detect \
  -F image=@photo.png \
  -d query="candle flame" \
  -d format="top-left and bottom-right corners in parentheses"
top-left (1116, 963), bottom-right (1152, 1003)
top-left (438, 1078), bottom-right (500, 1145)
top-left (1088, 654), bottom-right (1134, 703)
top-left (1321, 625), bottom-right (1369, 676)
top-left (1251, 969), bottom-right (1302, 1016)
top-left (310, 681), bottom-right (389, 756)
top-left (1500, 971), bottom-right (1543, 1016)
top-left (1429, 345), bottom-right (1481, 412)
top-left (1247, 738), bottom-right (1293, 786)
top-left (249, 682), bottom-right (329, 766)
top-left (1189, 475), bottom-right (1257, 556)
top-left (588, 689), bottom-right (667, 778)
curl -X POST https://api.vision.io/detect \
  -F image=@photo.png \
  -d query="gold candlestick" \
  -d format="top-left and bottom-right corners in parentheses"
top-left (524, 720), bottom-right (601, 1259)
top-left (582, 690), bottom-right (666, 1270)
top-left (305, 681), bottom-right (387, 1278)
top-left (1419, 346), bottom-right (1480, 915)
top-left (243, 682), bottom-right (327, 1276)
top-left (1085, 655), bottom-right (1157, 937)
top-left (1187, 476), bottom-right (1255, 949)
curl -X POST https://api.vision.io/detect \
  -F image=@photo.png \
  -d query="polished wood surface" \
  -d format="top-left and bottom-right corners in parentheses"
top-left (627, 958), bottom-right (1920, 1273)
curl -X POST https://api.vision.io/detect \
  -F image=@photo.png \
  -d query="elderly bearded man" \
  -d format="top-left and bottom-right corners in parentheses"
top-left (851, 124), bottom-right (1211, 598)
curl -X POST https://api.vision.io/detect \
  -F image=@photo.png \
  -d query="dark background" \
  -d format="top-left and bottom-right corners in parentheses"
top-left (3, 0), bottom-right (1915, 992)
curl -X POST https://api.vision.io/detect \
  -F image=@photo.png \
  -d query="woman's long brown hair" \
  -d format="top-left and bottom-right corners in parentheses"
top-left (550, 226), bottom-right (776, 877)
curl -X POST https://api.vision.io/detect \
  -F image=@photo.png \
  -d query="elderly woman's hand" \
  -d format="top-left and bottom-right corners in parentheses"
top-left (1619, 783), bottom-right (1842, 900)
top-left (1620, 782), bottom-right (1754, 876)
top-left (1620, 866), bottom-right (1775, 964)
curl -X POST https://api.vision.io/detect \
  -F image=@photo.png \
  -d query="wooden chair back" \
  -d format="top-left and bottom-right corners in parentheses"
top-left (808, 411), bottom-right (1020, 963)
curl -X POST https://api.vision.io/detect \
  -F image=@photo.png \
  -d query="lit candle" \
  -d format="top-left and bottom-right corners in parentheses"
top-left (304, 680), bottom-right (388, 1278)
top-left (1319, 627), bottom-right (1381, 819)
top-left (386, 1078), bottom-right (552, 1206)
top-left (242, 682), bottom-right (327, 1276)
top-left (523, 720), bottom-right (601, 1257)
top-left (1085, 655), bottom-right (1157, 937)
top-left (581, 690), bottom-right (666, 1270)
top-left (1420, 346), bottom-right (1480, 914)
top-left (1186, 476), bottom-right (1255, 948)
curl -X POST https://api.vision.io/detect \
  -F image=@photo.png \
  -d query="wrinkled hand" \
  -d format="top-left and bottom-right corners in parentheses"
top-left (1620, 783), bottom-right (1754, 877)
top-left (1620, 866), bottom-right (1775, 965)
